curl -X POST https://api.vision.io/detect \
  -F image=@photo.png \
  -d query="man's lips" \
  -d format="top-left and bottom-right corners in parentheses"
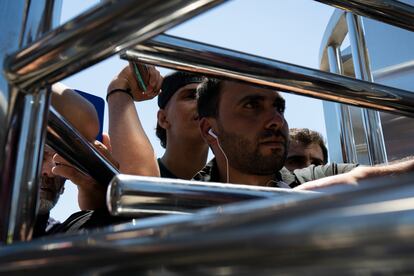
top-left (260, 137), bottom-right (286, 144)
top-left (40, 187), bottom-right (54, 193)
top-left (259, 137), bottom-right (286, 149)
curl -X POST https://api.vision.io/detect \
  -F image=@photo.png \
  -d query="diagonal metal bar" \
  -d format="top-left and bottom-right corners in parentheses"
top-left (122, 34), bottom-right (414, 117)
top-left (4, 0), bottom-right (225, 90)
top-left (47, 108), bottom-right (119, 186)
top-left (315, 0), bottom-right (414, 32)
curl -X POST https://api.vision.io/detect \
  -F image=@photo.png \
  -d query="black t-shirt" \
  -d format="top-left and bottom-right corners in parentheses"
top-left (193, 159), bottom-right (358, 188)
top-left (157, 158), bottom-right (179, 179)
top-left (46, 208), bottom-right (131, 235)
top-left (32, 213), bottom-right (50, 238)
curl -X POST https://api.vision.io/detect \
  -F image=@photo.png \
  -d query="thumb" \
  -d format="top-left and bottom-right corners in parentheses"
top-left (102, 132), bottom-right (112, 152)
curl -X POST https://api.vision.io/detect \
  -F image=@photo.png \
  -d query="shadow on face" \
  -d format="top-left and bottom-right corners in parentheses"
top-left (285, 141), bottom-right (324, 171)
top-left (38, 146), bottom-right (65, 214)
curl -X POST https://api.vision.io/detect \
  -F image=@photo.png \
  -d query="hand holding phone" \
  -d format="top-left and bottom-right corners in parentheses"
top-left (127, 62), bottom-right (163, 101)
top-left (132, 62), bottom-right (148, 92)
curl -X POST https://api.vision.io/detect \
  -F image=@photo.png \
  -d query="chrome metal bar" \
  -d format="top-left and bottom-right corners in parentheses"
top-left (346, 13), bottom-right (388, 165)
top-left (3, 88), bottom-right (51, 244)
top-left (123, 34), bottom-right (414, 117)
top-left (4, 0), bottom-right (225, 90)
top-left (0, 0), bottom-right (63, 244)
top-left (107, 174), bottom-right (315, 216)
top-left (1, 172), bottom-right (414, 274)
top-left (47, 108), bottom-right (119, 186)
top-left (327, 45), bottom-right (358, 163)
top-left (315, 0), bottom-right (414, 32)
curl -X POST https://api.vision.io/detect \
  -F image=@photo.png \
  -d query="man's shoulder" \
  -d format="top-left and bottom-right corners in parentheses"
top-left (192, 159), bottom-right (218, 182)
top-left (282, 163), bottom-right (359, 188)
top-left (157, 158), bottom-right (179, 179)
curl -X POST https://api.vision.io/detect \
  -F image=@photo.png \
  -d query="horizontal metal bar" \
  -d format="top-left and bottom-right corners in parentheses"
top-left (122, 34), bottom-right (414, 117)
top-left (2, 172), bottom-right (414, 274)
top-left (315, 0), bottom-right (414, 32)
top-left (107, 174), bottom-right (315, 216)
top-left (47, 107), bottom-right (119, 186)
top-left (4, 0), bottom-right (225, 90)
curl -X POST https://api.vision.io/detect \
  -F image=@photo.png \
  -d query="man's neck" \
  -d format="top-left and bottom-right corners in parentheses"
top-left (161, 138), bottom-right (208, 180)
top-left (216, 158), bottom-right (274, 186)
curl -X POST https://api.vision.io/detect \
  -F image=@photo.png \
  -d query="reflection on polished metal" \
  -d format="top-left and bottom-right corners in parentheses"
top-left (346, 13), bottom-right (388, 165)
top-left (4, 0), bottom-right (225, 90)
top-left (3, 89), bottom-right (51, 244)
top-left (123, 34), bottom-right (414, 117)
top-left (315, 0), bottom-right (414, 32)
top-left (319, 10), bottom-right (347, 73)
top-left (1, 173), bottom-right (414, 274)
top-left (47, 108), bottom-right (119, 186)
top-left (107, 174), bottom-right (314, 216)
top-left (327, 45), bottom-right (358, 163)
top-left (0, 0), bottom-right (63, 244)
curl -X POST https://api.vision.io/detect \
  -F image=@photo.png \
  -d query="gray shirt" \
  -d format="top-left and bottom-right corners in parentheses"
top-left (193, 159), bottom-right (358, 188)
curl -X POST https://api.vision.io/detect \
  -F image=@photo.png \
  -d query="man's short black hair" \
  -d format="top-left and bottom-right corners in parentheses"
top-left (155, 123), bottom-right (167, 148)
top-left (289, 128), bottom-right (328, 164)
top-left (196, 78), bottom-right (223, 119)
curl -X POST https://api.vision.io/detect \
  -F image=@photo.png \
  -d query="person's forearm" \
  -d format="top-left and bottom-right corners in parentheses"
top-left (353, 156), bottom-right (414, 179)
top-left (295, 156), bottom-right (414, 191)
top-left (51, 83), bottom-right (99, 142)
top-left (108, 92), bottom-right (159, 177)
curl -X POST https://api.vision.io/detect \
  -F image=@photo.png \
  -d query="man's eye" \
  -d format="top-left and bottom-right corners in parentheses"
top-left (275, 104), bottom-right (285, 114)
top-left (244, 101), bottom-right (258, 109)
top-left (312, 160), bottom-right (324, 166)
top-left (287, 157), bottom-right (304, 166)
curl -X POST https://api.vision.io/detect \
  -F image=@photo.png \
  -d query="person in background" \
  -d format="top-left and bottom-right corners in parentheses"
top-left (107, 64), bottom-right (208, 180)
top-left (33, 83), bottom-right (100, 237)
top-left (285, 128), bottom-right (328, 172)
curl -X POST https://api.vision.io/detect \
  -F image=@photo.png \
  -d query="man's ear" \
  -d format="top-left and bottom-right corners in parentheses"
top-left (157, 109), bottom-right (170, 129)
top-left (200, 117), bottom-right (217, 145)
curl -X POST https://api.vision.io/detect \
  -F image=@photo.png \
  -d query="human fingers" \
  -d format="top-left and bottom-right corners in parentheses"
top-left (93, 140), bottom-right (119, 169)
top-left (102, 133), bottom-right (112, 152)
top-left (52, 163), bottom-right (92, 189)
top-left (53, 153), bottom-right (71, 166)
top-left (146, 65), bottom-right (161, 92)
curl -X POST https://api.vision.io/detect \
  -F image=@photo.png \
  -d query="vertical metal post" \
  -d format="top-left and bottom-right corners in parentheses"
top-left (346, 12), bottom-right (388, 165)
top-left (5, 89), bottom-right (51, 243)
top-left (0, 0), bottom-right (62, 244)
top-left (326, 45), bottom-right (358, 163)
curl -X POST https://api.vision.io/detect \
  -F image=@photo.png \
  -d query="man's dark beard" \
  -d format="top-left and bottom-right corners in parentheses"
top-left (217, 125), bottom-right (288, 175)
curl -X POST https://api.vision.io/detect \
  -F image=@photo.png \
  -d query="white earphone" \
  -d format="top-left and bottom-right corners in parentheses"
top-left (207, 128), bottom-right (229, 183)
top-left (208, 128), bottom-right (218, 139)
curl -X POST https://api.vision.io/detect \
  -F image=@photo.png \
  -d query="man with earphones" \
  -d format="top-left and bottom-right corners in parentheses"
top-left (194, 78), bottom-right (414, 190)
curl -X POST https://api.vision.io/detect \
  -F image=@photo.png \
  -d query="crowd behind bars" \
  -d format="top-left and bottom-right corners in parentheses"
top-left (36, 63), bottom-right (414, 237)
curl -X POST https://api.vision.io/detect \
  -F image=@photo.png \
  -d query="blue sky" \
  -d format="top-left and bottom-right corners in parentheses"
top-left (51, 0), bottom-right (335, 221)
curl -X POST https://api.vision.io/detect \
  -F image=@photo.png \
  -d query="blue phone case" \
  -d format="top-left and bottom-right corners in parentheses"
top-left (74, 89), bottom-right (105, 142)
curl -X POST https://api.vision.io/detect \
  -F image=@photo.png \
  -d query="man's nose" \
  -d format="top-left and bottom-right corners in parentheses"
top-left (41, 160), bottom-right (54, 177)
top-left (264, 109), bottom-right (285, 130)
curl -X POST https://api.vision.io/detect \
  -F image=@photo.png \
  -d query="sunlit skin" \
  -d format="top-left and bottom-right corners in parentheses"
top-left (39, 146), bottom-right (65, 214)
top-left (202, 81), bottom-right (289, 186)
top-left (159, 83), bottom-right (209, 179)
top-left (285, 141), bottom-right (325, 171)
top-left (161, 83), bottom-right (204, 143)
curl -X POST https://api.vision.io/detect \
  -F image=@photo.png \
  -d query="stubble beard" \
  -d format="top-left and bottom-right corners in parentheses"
top-left (217, 125), bottom-right (288, 175)
top-left (38, 199), bottom-right (55, 215)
